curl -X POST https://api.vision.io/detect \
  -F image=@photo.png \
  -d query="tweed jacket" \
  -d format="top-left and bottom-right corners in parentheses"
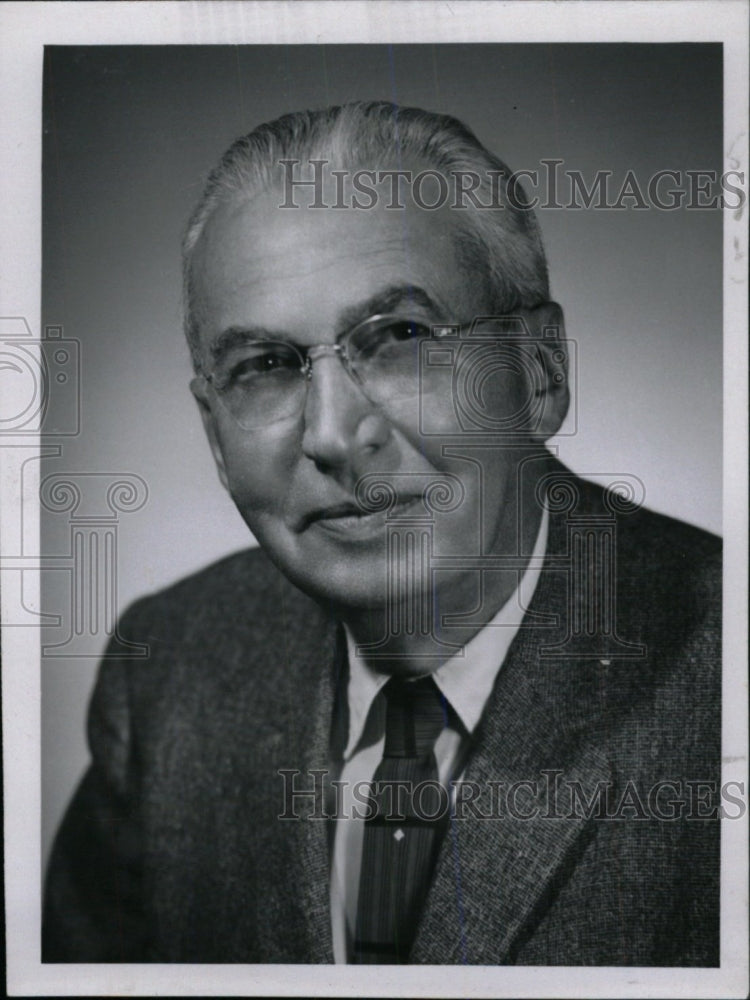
top-left (43, 465), bottom-right (721, 965)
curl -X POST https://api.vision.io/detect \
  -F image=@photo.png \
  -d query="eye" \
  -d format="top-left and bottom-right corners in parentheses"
top-left (378, 319), bottom-right (430, 343)
top-left (221, 342), bottom-right (302, 387)
top-left (353, 319), bottom-right (431, 360)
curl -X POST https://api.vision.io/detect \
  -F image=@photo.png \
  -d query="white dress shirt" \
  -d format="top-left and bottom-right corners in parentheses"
top-left (329, 506), bottom-right (549, 962)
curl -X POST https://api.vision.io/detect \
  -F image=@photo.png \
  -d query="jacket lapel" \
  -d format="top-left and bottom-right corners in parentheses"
top-left (411, 473), bottom-right (614, 964)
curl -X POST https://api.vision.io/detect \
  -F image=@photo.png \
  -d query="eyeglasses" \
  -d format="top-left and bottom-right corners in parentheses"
top-left (197, 313), bottom-right (442, 430)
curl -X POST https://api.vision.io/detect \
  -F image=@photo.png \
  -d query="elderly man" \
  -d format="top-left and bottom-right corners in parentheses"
top-left (43, 102), bottom-right (720, 965)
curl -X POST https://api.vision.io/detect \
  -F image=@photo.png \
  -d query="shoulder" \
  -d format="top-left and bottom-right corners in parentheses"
top-left (135, 543), bottom-right (281, 606)
top-left (566, 474), bottom-right (721, 719)
top-left (90, 545), bottom-right (331, 750)
top-left (539, 470), bottom-right (722, 794)
top-left (116, 545), bottom-right (298, 644)
top-left (556, 469), bottom-right (721, 597)
top-left (542, 465), bottom-right (721, 688)
top-left (610, 492), bottom-right (721, 568)
top-left (602, 488), bottom-right (721, 616)
top-left (95, 545), bottom-right (319, 705)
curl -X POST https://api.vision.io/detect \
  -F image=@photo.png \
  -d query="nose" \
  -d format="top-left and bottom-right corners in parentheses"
top-left (300, 353), bottom-right (392, 478)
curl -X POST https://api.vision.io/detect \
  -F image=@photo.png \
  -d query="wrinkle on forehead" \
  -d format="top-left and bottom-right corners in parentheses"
top-left (190, 184), bottom-right (478, 348)
top-left (196, 179), bottom-right (461, 275)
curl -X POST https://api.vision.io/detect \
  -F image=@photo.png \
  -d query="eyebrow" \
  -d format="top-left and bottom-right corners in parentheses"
top-left (209, 284), bottom-right (445, 363)
top-left (210, 325), bottom-right (284, 362)
top-left (336, 284), bottom-right (445, 332)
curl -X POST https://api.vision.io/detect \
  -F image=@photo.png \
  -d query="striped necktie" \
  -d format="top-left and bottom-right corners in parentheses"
top-left (353, 675), bottom-right (449, 963)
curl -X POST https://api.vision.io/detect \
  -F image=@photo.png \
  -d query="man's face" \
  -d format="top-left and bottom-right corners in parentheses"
top-left (190, 183), bottom-right (548, 613)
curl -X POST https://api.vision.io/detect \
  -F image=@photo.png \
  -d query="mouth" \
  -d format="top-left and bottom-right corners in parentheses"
top-left (301, 495), bottom-right (425, 536)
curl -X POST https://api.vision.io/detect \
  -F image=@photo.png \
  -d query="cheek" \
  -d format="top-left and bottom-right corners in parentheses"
top-left (217, 422), bottom-right (299, 518)
top-left (387, 355), bottom-right (533, 441)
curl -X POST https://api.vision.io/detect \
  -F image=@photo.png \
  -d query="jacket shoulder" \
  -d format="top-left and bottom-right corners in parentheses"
top-left (546, 472), bottom-right (722, 683)
top-left (94, 546), bottom-right (313, 721)
top-left (570, 473), bottom-right (721, 590)
top-left (612, 497), bottom-right (721, 614)
top-left (616, 499), bottom-right (721, 561)
top-left (116, 546), bottom-right (291, 643)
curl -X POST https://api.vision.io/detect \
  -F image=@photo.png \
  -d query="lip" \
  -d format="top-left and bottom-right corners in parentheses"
top-left (302, 495), bottom-right (425, 537)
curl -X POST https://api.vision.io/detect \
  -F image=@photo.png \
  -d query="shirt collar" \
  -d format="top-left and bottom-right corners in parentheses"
top-left (342, 504), bottom-right (549, 758)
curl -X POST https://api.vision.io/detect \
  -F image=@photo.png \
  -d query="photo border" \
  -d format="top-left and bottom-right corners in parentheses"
top-left (1, 2), bottom-right (747, 996)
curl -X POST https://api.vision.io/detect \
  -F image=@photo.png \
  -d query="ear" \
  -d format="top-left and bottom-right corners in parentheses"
top-left (525, 301), bottom-right (570, 442)
top-left (190, 377), bottom-right (230, 491)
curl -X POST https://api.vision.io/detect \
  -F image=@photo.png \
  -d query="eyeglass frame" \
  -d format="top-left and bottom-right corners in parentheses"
top-left (192, 312), bottom-right (452, 428)
top-left (192, 309), bottom-right (555, 430)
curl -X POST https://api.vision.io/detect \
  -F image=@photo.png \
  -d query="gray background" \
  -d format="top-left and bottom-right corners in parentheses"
top-left (42, 43), bottom-right (723, 865)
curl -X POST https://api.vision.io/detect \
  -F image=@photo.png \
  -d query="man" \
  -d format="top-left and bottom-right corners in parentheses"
top-left (43, 102), bottom-right (720, 965)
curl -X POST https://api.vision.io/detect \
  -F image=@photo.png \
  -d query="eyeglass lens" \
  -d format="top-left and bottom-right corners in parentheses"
top-left (212, 316), bottom-right (435, 430)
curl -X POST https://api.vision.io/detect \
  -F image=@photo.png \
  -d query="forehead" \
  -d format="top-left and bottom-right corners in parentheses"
top-left (189, 181), bottom-right (480, 349)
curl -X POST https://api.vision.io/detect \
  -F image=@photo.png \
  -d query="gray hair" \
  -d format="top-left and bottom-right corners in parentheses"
top-left (182, 101), bottom-right (550, 368)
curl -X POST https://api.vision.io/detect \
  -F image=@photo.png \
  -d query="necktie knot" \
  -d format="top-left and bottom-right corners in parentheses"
top-left (382, 675), bottom-right (447, 758)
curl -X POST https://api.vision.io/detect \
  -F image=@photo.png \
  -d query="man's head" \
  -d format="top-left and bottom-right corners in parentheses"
top-left (184, 102), bottom-right (569, 622)
top-left (183, 102), bottom-right (551, 368)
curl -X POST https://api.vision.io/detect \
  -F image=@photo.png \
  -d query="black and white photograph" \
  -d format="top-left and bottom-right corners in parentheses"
top-left (1, 2), bottom-right (748, 996)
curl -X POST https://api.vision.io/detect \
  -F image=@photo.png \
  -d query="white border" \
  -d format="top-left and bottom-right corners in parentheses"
top-left (1, 2), bottom-right (747, 996)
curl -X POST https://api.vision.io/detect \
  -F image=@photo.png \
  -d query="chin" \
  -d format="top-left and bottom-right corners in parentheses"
top-left (253, 522), bottom-right (450, 615)
top-left (301, 569), bottom-right (391, 612)
top-left (257, 542), bottom-right (385, 608)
